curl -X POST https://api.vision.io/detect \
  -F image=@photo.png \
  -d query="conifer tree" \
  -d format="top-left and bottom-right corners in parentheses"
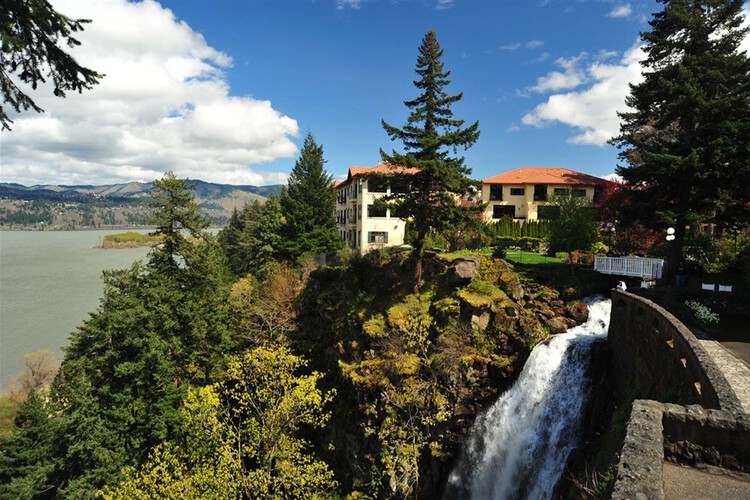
top-left (611, 0), bottom-right (750, 282)
top-left (380, 30), bottom-right (480, 291)
top-left (0, 173), bottom-right (237, 496)
top-left (280, 132), bottom-right (341, 262)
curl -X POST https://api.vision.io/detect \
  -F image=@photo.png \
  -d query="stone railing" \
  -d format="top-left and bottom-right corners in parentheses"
top-left (609, 290), bottom-right (742, 412)
top-left (612, 400), bottom-right (750, 500)
top-left (609, 291), bottom-right (747, 498)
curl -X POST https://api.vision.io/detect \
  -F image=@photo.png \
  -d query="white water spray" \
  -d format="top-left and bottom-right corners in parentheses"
top-left (445, 297), bottom-right (611, 500)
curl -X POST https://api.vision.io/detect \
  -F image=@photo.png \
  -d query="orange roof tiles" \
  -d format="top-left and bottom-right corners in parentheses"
top-left (336, 164), bottom-right (419, 186)
top-left (483, 167), bottom-right (606, 186)
top-left (348, 163), bottom-right (419, 177)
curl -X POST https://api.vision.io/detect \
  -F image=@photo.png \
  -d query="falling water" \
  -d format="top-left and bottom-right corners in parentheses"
top-left (445, 296), bottom-right (611, 500)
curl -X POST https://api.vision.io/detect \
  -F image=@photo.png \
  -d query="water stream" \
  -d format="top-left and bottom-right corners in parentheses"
top-left (445, 296), bottom-right (611, 499)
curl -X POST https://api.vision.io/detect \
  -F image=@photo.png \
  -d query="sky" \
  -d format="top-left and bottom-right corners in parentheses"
top-left (1, 0), bottom-right (749, 187)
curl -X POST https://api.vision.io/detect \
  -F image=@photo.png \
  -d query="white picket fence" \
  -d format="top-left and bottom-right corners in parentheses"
top-left (594, 256), bottom-right (665, 278)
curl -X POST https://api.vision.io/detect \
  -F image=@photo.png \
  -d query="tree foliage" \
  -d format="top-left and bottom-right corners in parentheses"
top-left (0, 173), bottom-right (238, 497)
top-left (103, 346), bottom-right (338, 500)
top-left (218, 196), bottom-right (284, 279)
top-left (280, 132), bottom-right (341, 262)
top-left (547, 193), bottom-right (598, 269)
top-left (380, 30), bottom-right (480, 291)
top-left (1, 0), bottom-right (102, 130)
top-left (611, 0), bottom-right (750, 278)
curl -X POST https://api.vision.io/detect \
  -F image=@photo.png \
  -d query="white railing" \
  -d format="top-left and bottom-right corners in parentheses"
top-left (594, 256), bottom-right (665, 278)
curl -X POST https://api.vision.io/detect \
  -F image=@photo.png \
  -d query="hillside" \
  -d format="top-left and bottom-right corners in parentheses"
top-left (0, 180), bottom-right (284, 229)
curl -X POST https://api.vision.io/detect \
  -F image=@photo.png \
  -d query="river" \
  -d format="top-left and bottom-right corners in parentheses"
top-left (0, 230), bottom-right (152, 392)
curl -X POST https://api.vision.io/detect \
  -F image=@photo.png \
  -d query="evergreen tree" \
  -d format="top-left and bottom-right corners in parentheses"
top-left (147, 171), bottom-right (210, 279)
top-left (611, 0), bottom-right (750, 282)
top-left (1, 0), bottom-right (102, 130)
top-left (380, 30), bottom-right (480, 291)
top-left (0, 173), bottom-right (237, 496)
top-left (280, 132), bottom-right (341, 262)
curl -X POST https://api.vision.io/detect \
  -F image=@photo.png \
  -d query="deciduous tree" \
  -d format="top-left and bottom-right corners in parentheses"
top-left (380, 30), bottom-right (480, 291)
top-left (547, 193), bottom-right (598, 272)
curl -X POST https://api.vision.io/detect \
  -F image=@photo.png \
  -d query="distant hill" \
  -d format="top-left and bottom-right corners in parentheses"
top-left (0, 180), bottom-right (284, 229)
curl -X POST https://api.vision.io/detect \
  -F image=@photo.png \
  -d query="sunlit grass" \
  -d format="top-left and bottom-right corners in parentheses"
top-left (504, 250), bottom-right (563, 265)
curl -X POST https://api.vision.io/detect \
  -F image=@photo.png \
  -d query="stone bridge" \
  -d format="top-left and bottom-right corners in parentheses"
top-left (608, 290), bottom-right (750, 499)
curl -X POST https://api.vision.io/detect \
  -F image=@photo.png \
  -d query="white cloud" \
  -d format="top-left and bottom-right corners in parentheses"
top-left (526, 39), bottom-right (544, 49)
top-left (522, 43), bottom-right (646, 146)
top-left (1, 0), bottom-right (299, 186)
top-left (435, 0), bottom-right (455, 10)
top-left (523, 4), bottom-right (750, 147)
top-left (501, 43), bottom-right (522, 52)
top-left (607, 4), bottom-right (632, 18)
top-left (529, 53), bottom-right (589, 93)
top-left (337, 0), bottom-right (361, 10)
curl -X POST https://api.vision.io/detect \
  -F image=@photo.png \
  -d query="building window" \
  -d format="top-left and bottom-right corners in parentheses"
top-left (553, 188), bottom-right (568, 196)
top-left (533, 184), bottom-right (547, 202)
top-left (571, 188), bottom-right (586, 198)
top-left (537, 205), bottom-right (560, 220)
top-left (390, 178), bottom-right (409, 194)
top-left (368, 231), bottom-right (388, 244)
top-left (492, 205), bottom-right (515, 219)
top-left (510, 187), bottom-right (525, 196)
top-left (368, 177), bottom-right (388, 193)
top-left (357, 205), bottom-right (362, 219)
top-left (393, 205), bottom-right (409, 219)
top-left (367, 204), bottom-right (387, 218)
top-left (489, 184), bottom-right (503, 201)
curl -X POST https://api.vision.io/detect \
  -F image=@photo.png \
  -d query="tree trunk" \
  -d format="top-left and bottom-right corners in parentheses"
top-left (413, 228), bottom-right (427, 294)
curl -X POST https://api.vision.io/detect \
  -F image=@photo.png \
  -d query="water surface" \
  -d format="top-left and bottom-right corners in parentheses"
top-left (0, 230), bottom-right (151, 392)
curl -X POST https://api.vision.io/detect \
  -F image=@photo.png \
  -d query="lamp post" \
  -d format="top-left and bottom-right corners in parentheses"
top-left (666, 227), bottom-right (675, 285)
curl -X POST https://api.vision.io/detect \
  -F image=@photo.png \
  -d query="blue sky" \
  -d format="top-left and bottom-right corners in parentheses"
top-left (2, 1), bottom-right (748, 186)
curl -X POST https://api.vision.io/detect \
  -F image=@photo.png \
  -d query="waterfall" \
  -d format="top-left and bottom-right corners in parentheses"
top-left (445, 297), bottom-right (611, 500)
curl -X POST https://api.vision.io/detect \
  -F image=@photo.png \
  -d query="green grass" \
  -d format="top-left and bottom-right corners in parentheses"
top-left (504, 250), bottom-right (563, 265)
top-left (100, 231), bottom-right (162, 248)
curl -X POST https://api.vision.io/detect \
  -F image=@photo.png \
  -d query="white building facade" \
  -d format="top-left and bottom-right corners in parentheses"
top-left (334, 164), bottom-right (416, 255)
top-left (481, 167), bottom-right (607, 222)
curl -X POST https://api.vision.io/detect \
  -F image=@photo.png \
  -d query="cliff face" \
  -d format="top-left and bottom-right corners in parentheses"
top-left (293, 250), bottom-right (590, 498)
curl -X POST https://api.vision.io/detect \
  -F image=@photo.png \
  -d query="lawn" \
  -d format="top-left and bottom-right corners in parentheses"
top-left (504, 249), bottom-right (563, 265)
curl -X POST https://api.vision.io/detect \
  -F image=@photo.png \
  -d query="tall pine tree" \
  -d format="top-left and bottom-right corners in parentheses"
top-left (380, 30), bottom-right (480, 292)
top-left (611, 0), bottom-right (750, 282)
top-left (280, 132), bottom-right (341, 262)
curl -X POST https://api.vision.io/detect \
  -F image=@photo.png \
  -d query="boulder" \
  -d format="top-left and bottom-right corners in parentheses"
top-left (538, 307), bottom-right (556, 319)
top-left (471, 309), bottom-right (492, 332)
top-left (545, 316), bottom-right (569, 334)
top-left (561, 287), bottom-right (578, 301)
top-left (448, 256), bottom-right (482, 285)
top-left (566, 302), bottom-right (590, 324)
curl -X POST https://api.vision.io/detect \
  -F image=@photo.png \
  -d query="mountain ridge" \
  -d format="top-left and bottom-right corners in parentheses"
top-left (0, 180), bottom-right (284, 229)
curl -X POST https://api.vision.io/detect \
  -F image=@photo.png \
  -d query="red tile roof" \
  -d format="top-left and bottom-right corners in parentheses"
top-left (348, 163), bottom-right (419, 178)
top-left (336, 164), bottom-right (419, 186)
top-left (483, 167), bottom-right (606, 186)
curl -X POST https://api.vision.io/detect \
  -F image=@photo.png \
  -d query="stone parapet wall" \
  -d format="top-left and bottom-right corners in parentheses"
top-left (612, 400), bottom-right (750, 499)
top-left (610, 291), bottom-right (747, 498)
top-left (609, 290), bottom-right (742, 412)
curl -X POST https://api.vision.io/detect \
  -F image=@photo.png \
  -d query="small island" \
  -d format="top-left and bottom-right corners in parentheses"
top-left (97, 231), bottom-right (162, 249)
